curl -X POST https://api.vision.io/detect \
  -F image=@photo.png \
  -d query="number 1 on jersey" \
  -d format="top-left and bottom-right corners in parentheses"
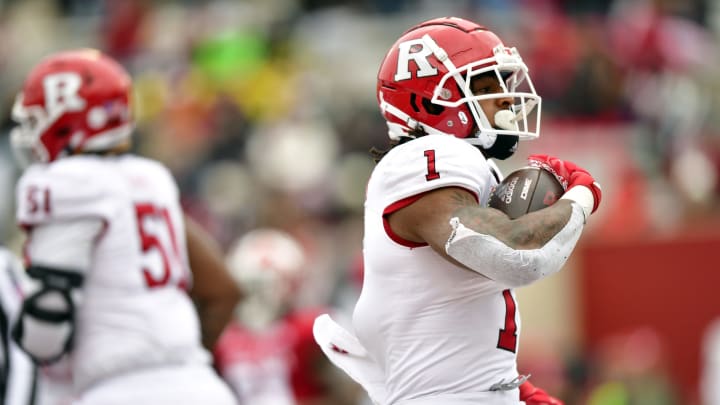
top-left (424, 149), bottom-right (440, 181)
top-left (497, 289), bottom-right (518, 353)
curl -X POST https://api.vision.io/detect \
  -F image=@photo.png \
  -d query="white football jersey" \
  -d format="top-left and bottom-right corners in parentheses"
top-left (353, 135), bottom-right (523, 404)
top-left (15, 154), bottom-right (208, 393)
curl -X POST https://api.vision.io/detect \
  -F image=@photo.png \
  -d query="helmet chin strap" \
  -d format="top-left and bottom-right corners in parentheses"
top-left (475, 110), bottom-right (519, 160)
top-left (470, 110), bottom-right (517, 148)
top-left (482, 134), bottom-right (518, 160)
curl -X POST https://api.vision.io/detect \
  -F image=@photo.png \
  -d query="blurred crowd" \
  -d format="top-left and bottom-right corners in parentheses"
top-left (1, 0), bottom-right (719, 404)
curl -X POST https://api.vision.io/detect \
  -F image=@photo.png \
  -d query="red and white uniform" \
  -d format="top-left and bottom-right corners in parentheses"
top-left (214, 308), bottom-right (328, 405)
top-left (353, 135), bottom-right (523, 404)
top-left (16, 154), bottom-right (236, 405)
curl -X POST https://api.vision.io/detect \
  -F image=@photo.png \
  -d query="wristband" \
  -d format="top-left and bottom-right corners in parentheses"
top-left (560, 186), bottom-right (594, 222)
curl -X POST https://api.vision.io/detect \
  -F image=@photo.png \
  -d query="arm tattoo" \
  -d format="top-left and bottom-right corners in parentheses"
top-left (504, 204), bottom-right (572, 248)
top-left (450, 191), bottom-right (573, 249)
top-left (448, 188), bottom-right (478, 208)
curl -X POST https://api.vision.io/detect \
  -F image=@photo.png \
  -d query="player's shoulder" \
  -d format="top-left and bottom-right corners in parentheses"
top-left (119, 154), bottom-right (177, 187)
top-left (368, 135), bottom-right (491, 203)
top-left (376, 135), bottom-right (488, 178)
top-left (20, 154), bottom-right (172, 188)
top-left (16, 156), bottom-right (121, 225)
top-left (20, 155), bottom-right (112, 187)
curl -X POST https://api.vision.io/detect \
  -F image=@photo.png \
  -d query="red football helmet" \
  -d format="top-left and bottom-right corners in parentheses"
top-left (377, 17), bottom-right (541, 149)
top-left (10, 48), bottom-right (133, 166)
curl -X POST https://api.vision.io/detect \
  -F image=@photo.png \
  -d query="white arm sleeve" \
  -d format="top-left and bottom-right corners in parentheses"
top-left (16, 218), bottom-right (103, 364)
top-left (27, 218), bottom-right (104, 272)
top-left (445, 203), bottom-right (585, 287)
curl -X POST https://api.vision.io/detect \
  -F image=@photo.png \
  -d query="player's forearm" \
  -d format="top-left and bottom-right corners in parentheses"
top-left (184, 215), bottom-right (242, 349)
top-left (452, 199), bottom-right (574, 250)
top-left (195, 297), bottom-right (239, 349)
top-left (445, 203), bottom-right (585, 287)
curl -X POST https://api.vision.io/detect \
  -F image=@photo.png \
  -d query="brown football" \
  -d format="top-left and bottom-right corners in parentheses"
top-left (488, 167), bottom-right (564, 219)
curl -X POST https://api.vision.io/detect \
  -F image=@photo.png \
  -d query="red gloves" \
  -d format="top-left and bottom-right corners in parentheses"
top-left (519, 380), bottom-right (564, 405)
top-left (527, 154), bottom-right (602, 214)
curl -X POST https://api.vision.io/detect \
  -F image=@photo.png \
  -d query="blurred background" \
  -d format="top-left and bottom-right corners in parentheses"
top-left (1, 0), bottom-right (719, 404)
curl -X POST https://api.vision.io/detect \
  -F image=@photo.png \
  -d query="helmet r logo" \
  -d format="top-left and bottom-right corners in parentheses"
top-left (394, 39), bottom-right (438, 81)
top-left (43, 73), bottom-right (86, 115)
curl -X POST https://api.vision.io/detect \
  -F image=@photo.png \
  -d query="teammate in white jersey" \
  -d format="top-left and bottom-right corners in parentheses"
top-left (8, 49), bottom-right (239, 404)
top-left (313, 17), bottom-right (603, 405)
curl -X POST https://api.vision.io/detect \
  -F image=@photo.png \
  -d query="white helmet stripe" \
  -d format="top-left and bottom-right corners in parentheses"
top-left (378, 91), bottom-right (453, 140)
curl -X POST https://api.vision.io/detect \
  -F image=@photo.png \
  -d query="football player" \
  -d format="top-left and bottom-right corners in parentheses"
top-left (214, 228), bottom-right (361, 405)
top-left (313, 17), bottom-right (602, 405)
top-left (9, 49), bottom-right (239, 404)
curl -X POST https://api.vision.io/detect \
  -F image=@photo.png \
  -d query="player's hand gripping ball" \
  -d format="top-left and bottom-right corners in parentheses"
top-left (488, 167), bottom-right (565, 219)
top-left (527, 154), bottom-right (602, 214)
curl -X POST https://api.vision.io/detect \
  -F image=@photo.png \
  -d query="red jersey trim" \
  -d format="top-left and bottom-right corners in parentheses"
top-left (383, 192), bottom-right (430, 248)
top-left (382, 187), bottom-right (480, 249)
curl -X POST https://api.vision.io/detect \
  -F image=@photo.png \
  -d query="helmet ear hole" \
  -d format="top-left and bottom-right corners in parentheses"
top-left (409, 94), bottom-right (445, 116)
top-left (421, 97), bottom-right (444, 116)
top-left (409, 94), bottom-right (421, 113)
